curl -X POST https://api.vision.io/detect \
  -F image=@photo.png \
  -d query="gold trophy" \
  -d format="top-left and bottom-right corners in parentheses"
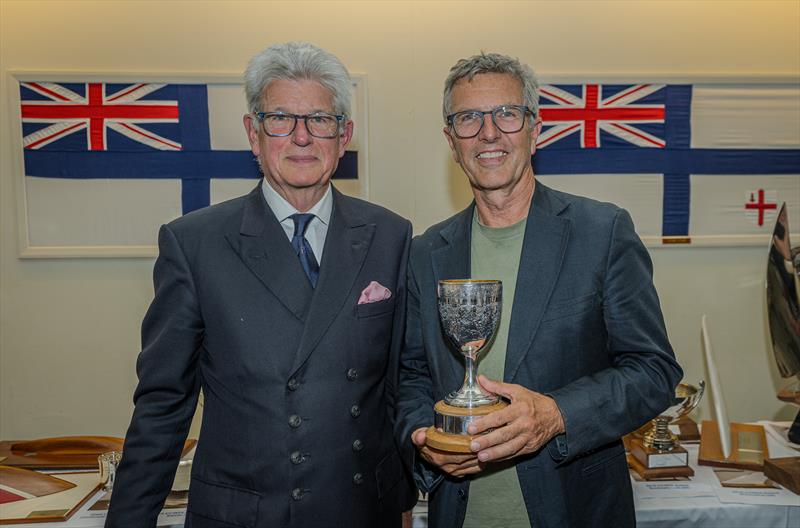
top-left (629, 381), bottom-right (704, 479)
top-left (426, 280), bottom-right (508, 453)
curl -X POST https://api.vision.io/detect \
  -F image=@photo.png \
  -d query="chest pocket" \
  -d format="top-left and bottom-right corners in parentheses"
top-left (355, 299), bottom-right (396, 371)
top-left (356, 298), bottom-right (396, 319)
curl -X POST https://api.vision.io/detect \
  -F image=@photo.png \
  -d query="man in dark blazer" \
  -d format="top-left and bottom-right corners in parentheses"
top-left (395, 53), bottom-right (683, 527)
top-left (107, 42), bottom-right (415, 528)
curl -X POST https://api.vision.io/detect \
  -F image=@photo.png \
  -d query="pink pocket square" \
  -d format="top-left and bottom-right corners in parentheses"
top-left (358, 281), bottom-right (392, 304)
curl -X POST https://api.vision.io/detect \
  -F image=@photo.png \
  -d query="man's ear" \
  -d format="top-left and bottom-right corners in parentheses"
top-left (338, 119), bottom-right (354, 158)
top-left (529, 116), bottom-right (543, 156)
top-left (443, 127), bottom-right (460, 163)
top-left (243, 114), bottom-right (260, 156)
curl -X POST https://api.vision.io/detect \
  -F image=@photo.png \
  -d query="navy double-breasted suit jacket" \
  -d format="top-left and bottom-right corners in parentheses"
top-left (107, 183), bottom-right (416, 528)
top-left (395, 182), bottom-right (683, 527)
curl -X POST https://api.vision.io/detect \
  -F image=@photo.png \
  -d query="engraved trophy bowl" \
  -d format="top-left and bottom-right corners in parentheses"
top-left (643, 381), bottom-right (705, 452)
top-left (438, 279), bottom-right (502, 407)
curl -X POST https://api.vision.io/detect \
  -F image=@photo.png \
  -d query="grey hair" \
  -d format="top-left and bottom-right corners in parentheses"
top-left (244, 42), bottom-right (352, 121)
top-left (442, 52), bottom-right (539, 123)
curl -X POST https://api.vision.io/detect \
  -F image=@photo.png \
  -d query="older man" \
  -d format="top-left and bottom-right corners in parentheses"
top-left (107, 42), bottom-right (415, 528)
top-left (396, 52), bottom-right (683, 527)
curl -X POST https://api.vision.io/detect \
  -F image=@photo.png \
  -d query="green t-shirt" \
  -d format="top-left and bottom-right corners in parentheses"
top-left (463, 211), bottom-right (531, 528)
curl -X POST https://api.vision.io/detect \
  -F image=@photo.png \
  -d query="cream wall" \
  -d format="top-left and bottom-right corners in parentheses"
top-left (1, 0), bottom-right (799, 439)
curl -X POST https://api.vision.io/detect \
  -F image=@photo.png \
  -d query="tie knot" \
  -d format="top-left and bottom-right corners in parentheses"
top-left (290, 213), bottom-right (315, 237)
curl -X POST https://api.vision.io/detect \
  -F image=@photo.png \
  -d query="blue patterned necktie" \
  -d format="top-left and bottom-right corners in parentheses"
top-left (290, 213), bottom-right (320, 288)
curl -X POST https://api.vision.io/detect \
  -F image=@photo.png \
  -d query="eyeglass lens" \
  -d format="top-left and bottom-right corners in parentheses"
top-left (262, 114), bottom-right (340, 138)
top-left (452, 106), bottom-right (527, 138)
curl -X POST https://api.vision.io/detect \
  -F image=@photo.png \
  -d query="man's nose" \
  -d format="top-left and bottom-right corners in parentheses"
top-left (478, 113), bottom-right (500, 141)
top-left (292, 118), bottom-right (312, 146)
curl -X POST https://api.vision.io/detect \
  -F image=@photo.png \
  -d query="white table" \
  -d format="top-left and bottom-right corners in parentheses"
top-left (5, 422), bottom-right (799, 528)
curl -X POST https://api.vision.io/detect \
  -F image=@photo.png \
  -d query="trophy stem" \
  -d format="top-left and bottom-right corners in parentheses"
top-left (643, 416), bottom-right (678, 451)
top-left (445, 348), bottom-right (497, 407)
top-left (465, 354), bottom-right (477, 391)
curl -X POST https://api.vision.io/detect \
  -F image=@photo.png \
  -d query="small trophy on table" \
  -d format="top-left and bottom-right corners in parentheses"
top-left (629, 381), bottom-right (705, 479)
top-left (426, 279), bottom-right (508, 453)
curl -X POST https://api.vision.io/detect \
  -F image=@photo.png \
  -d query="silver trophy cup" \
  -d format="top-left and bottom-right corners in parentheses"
top-left (438, 279), bottom-right (502, 407)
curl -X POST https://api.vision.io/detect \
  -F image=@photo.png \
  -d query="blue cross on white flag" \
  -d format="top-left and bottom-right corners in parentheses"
top-left (534, 81), bottom-right (800, 245)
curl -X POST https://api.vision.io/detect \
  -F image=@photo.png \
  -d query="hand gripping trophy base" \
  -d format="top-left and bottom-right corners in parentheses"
top-left (427, 400), bottom-right (509, 453)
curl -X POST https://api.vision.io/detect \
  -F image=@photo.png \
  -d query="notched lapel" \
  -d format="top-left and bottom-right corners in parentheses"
top-left (505, 185), bottom-right (571, 383)
top-left (226, 185), bottom-right (313, 322)
top-left (290, 190), bottom-right (375, 375)
top-left (431, 205), bottom-right (473, 284)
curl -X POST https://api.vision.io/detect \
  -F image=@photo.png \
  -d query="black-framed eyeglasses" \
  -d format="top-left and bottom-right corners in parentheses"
top-left (446, 105), bottom-right (534, 139)
top-left (254, 111), bottom-right (344, 139)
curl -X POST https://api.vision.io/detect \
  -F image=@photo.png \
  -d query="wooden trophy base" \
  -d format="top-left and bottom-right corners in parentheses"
top-left (629, 438), bottom-right (694, 479)
top-left (764, 457), bottom-right (800, 494)
top-left (698, 421), bottom-right (769, 470)
top-left (675, 416), bottom-right (701, 442)
top-left (426, 400), bottom-right (508, 453)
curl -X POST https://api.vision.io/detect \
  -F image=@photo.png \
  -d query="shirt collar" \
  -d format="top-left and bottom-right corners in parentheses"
top-left (261, 179), bottom-right (333, 226)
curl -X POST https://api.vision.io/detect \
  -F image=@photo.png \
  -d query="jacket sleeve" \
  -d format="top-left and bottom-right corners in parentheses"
top-left (394, 251), bottom-right (444, 493)
top-left (547, 209), bottom-right (683, 464)
top-left (383, 220), bottom-right (420, 511)
top-left (105, 224), bottom-right (203, 527)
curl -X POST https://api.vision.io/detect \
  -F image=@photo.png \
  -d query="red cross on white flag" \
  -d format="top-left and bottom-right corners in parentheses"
top-left (744, 189), bottom-right (778, 227)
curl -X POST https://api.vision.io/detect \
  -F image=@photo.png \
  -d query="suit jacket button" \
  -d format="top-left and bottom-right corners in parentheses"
top-left (289, 414), bottom-right (302, 428)
top-left (350, 405), bottom-right (361, 418)
top-left (352, 473), bottom-right (363, 485)
top-left (346, 368), bottom-right (359, 381)
top-left (352, 439), bottom-right (364, 452)
top-left (291, 488), bottom-right (304, 501)
top-left (290, 451), bottom-right (305, 465)
top-left (287, 378), bottom-right (300, 391)
top-left (458, 488), bottom-right (466, 500)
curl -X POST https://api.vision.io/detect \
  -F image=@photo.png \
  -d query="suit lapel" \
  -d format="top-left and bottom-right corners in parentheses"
top-left (290, 188), bottom-right (374, 375)
top-left (226, 183), bottom-right (313, 322)
top-left (505, 183), bottom-right (571, 383)
top-left (431, 206), bottom-right (473, 284)
top-left (430, 205), bottom-right (474, 389)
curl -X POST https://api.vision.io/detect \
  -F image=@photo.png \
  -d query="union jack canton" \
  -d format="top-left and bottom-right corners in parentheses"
top-left (21, 82), bottom-right (182, 152)
top-left (537, 83), bottom-right (667, 149)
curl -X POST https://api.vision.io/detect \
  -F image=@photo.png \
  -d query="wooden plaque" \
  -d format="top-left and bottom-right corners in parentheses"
top-left (763, 457), bottom-right (800, 494)
top-left (698, 421), bottom-right (769, 471)
top-left (0, 472), bottom-right (100, 524)
top-left (0, 436), bottom-right (197, 469)
top-left (0, 466), bottom-right (75, 504)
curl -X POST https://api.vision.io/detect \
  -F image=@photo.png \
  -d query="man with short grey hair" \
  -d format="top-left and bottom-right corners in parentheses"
top-left (396, 52), bottom-right (682, 527)
top-left (107, 42), bottom-right (416, 527)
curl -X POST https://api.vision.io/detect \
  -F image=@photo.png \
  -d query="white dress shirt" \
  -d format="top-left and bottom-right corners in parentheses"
top-left (261, 180), bottom-right (332, 263)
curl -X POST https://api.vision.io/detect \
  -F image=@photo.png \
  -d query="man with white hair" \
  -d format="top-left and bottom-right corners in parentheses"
top-left (107, 42), bottom-right (415, 527)
top-left (395, 52), bottom-right (682, 527)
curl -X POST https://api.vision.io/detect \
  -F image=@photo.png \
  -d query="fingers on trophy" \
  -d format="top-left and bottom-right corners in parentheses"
top-left (426, 279), bottom-right (508, 453)
top-left (630, 381), bottom-right (705, 479)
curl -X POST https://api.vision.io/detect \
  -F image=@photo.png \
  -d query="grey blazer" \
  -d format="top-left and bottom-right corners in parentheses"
top-left (107, 183), bottom-right (416, 528)
top-left (396, 182), bottom-right (682, 528)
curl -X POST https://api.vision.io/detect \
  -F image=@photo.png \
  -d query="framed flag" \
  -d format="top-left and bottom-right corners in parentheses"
top-left (533, 75), bottom-right (800, 247)
top-left (9, 73), bottom-right (369, 258)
